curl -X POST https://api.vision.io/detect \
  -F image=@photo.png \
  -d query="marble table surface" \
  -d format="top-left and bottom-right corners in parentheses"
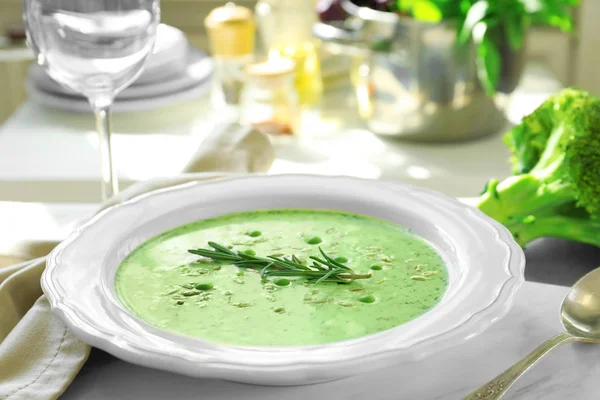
top-left (60, 280), bottom-right (600, 400)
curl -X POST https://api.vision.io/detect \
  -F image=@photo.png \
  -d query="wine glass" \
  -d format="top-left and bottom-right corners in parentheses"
top-left (23, 0), bottom-right (160, 201)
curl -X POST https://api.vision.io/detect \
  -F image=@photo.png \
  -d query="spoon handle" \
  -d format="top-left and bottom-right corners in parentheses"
top-left (462, 332), bottom-right (575, 400)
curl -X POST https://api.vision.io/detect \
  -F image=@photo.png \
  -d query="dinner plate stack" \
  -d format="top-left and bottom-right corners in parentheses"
top-left (26, 24), bottom-right (214, 113)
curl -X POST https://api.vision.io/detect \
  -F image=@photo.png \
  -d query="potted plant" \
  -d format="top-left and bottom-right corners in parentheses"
top-left (318, 0), bottom-right (580, 95)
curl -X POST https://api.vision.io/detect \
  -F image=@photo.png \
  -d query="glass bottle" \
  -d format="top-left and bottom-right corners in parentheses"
top-left (239, 56), bottom-right (299, 136)
top-left (255, 0), bottom-right (323, 108)
top-left (204, 2), bottom-right (256, 109)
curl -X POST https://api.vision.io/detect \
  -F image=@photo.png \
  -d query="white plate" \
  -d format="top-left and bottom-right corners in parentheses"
top-left (139, 24), bottom-right (189, 84)
top-left (43, 175), bottom-right (524, 385)
top-left (26, 74), bottom-right (211, 113)
top-left (28, 49), bottom-right (212, 101)
top-left (27, 24), bottom-right (190, 92)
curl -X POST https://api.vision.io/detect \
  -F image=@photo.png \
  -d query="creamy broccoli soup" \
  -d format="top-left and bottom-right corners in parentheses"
top-left (115, 209), bottom-right (448, 346)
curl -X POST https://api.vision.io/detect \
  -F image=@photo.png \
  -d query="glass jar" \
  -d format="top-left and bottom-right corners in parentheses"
top-left (204, 2), bottom-right (256, 109)
top-left (255, 0), bottom-right (322, 108)
top-left (240, 57), bottom-right (299, 136)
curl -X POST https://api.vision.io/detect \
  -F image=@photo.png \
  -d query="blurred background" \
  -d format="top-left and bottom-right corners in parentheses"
top-left (0, 0), bottom-right (595, 206)
top-left (0, 0), bottom-right (597, 125)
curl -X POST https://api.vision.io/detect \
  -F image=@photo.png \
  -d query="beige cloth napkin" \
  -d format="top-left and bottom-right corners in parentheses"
top-left (0, 124), bottom-right (273, 400)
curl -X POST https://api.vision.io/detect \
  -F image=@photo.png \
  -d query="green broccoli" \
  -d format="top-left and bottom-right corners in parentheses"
top-left (477, 88), bottom-right (600, 247)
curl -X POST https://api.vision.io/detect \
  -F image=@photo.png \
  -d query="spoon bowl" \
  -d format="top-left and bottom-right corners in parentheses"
top-left (464, 266), bottom-right (600, 399)
top-left (561, 267), bottom-right (600, 340)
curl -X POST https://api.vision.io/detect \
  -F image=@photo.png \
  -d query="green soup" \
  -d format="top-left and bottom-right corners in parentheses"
top-left (115, 209), bottom-right (448, 346)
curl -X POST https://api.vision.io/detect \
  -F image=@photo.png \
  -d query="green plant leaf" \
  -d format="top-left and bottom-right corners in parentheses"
top-left (526, 0), bottom-right (578, 32)
top-left (412, 0), bottom-right (444, 22)
top-left (547, 14), bottom-right (573, 31)
top-left (475, 24), bottom-right (501, 96)
top-left (397, 0), bottom-right (418, 12)
top-left (477, 39), bottom-right (501, 96)
top-left (506, 12), bottom-right (525, 51)
top-left (471, 18), bottom-right (488, 45)
top-left (521, 0), bottom-right (543, 13)
top-left (460, 0), bottom-right (473, 14)
top-left (458, 1), bottom-right (490, 45)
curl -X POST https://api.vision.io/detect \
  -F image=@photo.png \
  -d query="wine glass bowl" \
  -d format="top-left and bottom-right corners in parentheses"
top-left (23, 0), bottom-right (160, 200)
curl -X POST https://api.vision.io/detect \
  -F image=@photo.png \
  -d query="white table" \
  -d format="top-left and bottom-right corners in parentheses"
top-left (60, 281), bottom-right (600, 400)
top-left (0, 64), bottom-right (562, 203)
top-left (2, 199), bottom-right (599, 399)
top-left (2, 63), bottom-right (597, 399)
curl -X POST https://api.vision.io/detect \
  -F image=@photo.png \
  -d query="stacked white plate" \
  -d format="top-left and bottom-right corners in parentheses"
top-left (26, 24), bottom-right (214, 113)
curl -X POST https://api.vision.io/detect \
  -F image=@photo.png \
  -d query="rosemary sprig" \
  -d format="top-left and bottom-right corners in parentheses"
top-left (188, 242), bottom-right (371, 284)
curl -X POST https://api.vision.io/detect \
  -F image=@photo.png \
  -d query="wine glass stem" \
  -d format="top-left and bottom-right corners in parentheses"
top-left (94, 105), bottom-right (119, 201)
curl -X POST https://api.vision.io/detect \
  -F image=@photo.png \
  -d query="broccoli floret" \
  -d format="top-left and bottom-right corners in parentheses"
top-left (504, 88), bottom-right (590, 174)
top-left (477, 88), bottom-right (600, 247)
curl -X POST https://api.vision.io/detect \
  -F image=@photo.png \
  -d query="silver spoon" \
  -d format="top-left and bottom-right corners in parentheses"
top-left (463, 267), bottom-right (600, 399)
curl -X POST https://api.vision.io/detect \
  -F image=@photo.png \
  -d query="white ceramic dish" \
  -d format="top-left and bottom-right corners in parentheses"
top-left (27, 24), bottom-right (189, 93)
top-left (26, 80), bottom-right (210, 113)
top-left (27, 49), bottom-right (212, 112)
top-left (27, 48), bottom-right (211, 100)
top-left (42, 175), bottom-right (524, 385)
top-left (136, 24), bottom-right (189, 85)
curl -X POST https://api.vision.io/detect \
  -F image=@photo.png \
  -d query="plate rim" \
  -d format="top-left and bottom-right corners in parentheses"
top-left (25, 76), bottom-right (210, 113)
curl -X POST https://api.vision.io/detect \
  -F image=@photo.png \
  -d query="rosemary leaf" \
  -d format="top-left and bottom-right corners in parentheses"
top-left (188, 242), bottom-right (371, 284)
